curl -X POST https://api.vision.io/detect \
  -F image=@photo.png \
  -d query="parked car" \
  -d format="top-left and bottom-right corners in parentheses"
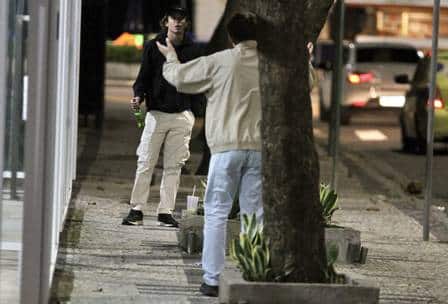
top-left (395, 52), bottom-right (448, 153)
top-left (315, 41), bottom-right (421, 124)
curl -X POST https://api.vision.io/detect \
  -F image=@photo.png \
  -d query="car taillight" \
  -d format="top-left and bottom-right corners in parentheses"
top-left (434, 98), bottom-right (444, 109)
top-left (427, 87), bottom-right (445, 110)
top-left (352, 100), bottom-right (367, 107)
top-left (347, 72), bottom-right (374, 84)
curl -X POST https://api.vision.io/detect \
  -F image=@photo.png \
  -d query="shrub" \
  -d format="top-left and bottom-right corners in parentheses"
top-left (106, 44), bottom-right (143, 63)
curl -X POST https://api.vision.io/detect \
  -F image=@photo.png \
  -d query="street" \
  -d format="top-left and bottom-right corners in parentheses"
top-left (313, 109), bottom-right (448, 211)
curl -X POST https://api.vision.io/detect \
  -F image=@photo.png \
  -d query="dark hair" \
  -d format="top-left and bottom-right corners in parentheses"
top-left (159, 7), bottom-right (191, 31)
top-left (226, 12), bottom-right (257, 44)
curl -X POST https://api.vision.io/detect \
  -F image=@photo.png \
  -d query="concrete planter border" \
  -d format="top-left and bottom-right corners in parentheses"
top-left (219, 269), bottom-right (380, 304)
top-left (177, 214), bottom-right (240, 255)
top-left (325, 226), bottom-right (367, 264)
top-left (178, 215), bottom-right (367, 264)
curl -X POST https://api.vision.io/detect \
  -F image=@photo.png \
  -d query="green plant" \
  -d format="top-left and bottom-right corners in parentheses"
top-left (230, 214), bottom-right (271, 281)
top-left (231, 214), bottom-right (343, 284)
top-left (320, 183), bottom-right (339, 226)
top-left (106, 44), bottom-right (143, 63)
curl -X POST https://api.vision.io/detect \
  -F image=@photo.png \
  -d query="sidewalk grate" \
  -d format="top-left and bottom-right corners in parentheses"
top-left (136, 283), bottom-right (199, 296)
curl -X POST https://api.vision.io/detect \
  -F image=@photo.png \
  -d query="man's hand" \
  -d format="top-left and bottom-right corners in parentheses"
top-left (307, 42), bottom-right (314, 56)
top-left (156, 38), bottom-right (175, 58)
top-left (130, 96), bottom-right (142, 111)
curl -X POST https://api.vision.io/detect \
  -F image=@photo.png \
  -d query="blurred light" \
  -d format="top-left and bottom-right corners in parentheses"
top-left (112, 32), bottom-right (143, 49)
top-left (352, 100), bottom-right (367, 107)
top-left (434, 99), bottom-right (444, 109)
top-left (379, 96), bottom-right (405, 107)
top-left (134, 34), bottom-right (144, 49)
top-left (348, 73), bottom-right (361, 84)
top-left (348, 72), bottom-right (374, 84)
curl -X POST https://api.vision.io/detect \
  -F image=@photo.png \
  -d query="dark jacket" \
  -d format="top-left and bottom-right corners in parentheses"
top-left (133, 32), bottom-right (205, 114)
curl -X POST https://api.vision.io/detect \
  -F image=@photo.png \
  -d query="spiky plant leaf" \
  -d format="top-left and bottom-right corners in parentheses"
top-left (320, 183), bottom-right (339, 225)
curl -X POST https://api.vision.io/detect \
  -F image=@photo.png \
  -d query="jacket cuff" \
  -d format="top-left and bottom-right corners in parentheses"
top-left (133, 92), bottom-right (145, 100)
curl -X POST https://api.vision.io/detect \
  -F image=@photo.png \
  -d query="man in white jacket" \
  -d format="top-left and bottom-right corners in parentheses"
top-left (157, 12), bottom-right (262, 297)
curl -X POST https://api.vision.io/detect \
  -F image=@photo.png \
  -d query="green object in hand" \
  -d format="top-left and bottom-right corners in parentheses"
top-left (134, 109), bottom-right (145, 128)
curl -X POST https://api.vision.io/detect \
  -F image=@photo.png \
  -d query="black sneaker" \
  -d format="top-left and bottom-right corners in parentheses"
top-left (199, 283), bottom-right (218, 297)
top-left (122, 209), bottom-right (143, 226)
top-left (157, 213), bottom-right (179, 227)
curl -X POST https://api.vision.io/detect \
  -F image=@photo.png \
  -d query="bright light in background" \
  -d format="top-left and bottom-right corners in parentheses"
top-left (434, 99), bottom-right (444, 109)
top-left (355, 130), bottom-right (388, 141)
top-left (379, 95), bottom-right (405, 107)
top-left (134, 34), bottom-right (144, 48)
top-left (112, 32), bottom-right (144, 49)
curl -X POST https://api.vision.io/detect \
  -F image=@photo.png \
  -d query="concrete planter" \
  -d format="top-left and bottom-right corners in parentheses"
top-left (106, 62), bottom-right (140, 80)
top-left (178, 215), bottom-right (366, 264)
top-left (177, 214), bottom-right (240, 254)
top-left (219, 269), bottom-right (380, 304)
top-left (325, 226), bottom-right (366, 264)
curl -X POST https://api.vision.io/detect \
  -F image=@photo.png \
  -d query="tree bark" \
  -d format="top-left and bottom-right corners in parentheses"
top-left (238, 0), bottom-right (333, 283)
top-left (304, 0), bottom-right (334, 44)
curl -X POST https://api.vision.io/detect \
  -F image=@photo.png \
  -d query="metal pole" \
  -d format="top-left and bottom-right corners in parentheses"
top-left (423, 0), bottom-right (440, 241)
top-left (330, 0), bottom-right (345, 191)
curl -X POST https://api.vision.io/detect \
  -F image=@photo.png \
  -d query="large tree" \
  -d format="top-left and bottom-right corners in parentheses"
top-left (210, 0), bottom-right (334, 282)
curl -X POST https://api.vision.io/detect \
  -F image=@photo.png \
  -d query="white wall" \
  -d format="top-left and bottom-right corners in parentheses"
top-left (193, 0), bottom-right (226, 42)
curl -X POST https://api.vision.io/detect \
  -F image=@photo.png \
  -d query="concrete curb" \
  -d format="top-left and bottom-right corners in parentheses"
top-left (219, 268), bottom-right (380, 304)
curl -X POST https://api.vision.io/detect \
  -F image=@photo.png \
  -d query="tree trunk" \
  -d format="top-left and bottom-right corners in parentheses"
top-left (208, 0), bottom-right (333, 282)
top-left (238, 0), bottom-right (333, 283)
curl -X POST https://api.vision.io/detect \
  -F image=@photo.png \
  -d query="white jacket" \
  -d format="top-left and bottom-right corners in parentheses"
top-left (162, 40), bottom-right (261, 154)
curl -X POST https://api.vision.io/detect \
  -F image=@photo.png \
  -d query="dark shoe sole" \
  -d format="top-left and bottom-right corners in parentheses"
top-left (158, 222), bottom-right (178, 228)
top-left (199, 284), bottom-right (218, 297)
top-left (122, 219), bottom-right (143, 226)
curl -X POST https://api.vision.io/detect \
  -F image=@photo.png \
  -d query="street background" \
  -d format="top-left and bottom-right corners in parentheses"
top-left (48, 82), bottom-right (448, 303)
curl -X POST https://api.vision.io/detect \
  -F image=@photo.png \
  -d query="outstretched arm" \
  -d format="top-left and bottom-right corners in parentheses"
top-left (157, 38), bottom-right (213, 94)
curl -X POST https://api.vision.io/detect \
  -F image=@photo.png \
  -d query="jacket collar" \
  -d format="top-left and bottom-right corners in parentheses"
top-left (155, 30), bottom-right (193, 47)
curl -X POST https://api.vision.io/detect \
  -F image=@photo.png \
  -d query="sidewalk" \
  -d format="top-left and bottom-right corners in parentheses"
top-left (50, 83), bottom-right (448, 303)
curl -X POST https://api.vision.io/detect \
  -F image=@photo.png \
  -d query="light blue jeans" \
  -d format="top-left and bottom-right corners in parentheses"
top-left (202, 150), bottom-right (263, 286)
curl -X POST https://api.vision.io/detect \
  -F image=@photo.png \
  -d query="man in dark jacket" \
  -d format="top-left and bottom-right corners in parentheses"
top-left (122, 6), bottom-right (203, 227)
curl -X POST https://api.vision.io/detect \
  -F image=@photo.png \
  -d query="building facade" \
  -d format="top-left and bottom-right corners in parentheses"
top-left (0, 0), bottom-right (82, 303)
top-left (345, 0), bottom-right (448, 49)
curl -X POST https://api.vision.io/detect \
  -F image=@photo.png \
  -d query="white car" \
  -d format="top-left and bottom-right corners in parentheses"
top-left (315, 41), bottom-right (421, 124)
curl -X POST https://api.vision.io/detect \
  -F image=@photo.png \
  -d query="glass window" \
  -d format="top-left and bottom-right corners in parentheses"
top-left (356, 47), bottom-right (420, 63)
top-left (315, 43), bottom-right (350, 66)
top-left (1, 0), bottom-right (27, 302)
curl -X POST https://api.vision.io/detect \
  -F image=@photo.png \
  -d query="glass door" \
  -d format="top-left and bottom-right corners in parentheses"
top-left (0, 0), bottom-right (28, 302)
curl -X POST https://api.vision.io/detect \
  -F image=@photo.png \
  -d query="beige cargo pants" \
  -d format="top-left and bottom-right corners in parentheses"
top-left (130, 110), bottom-right (195, 214)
